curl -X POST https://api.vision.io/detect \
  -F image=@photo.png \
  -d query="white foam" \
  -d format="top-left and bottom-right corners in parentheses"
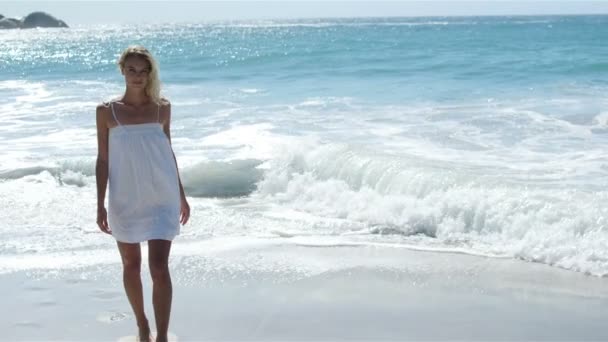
top-left (251, 138), bottom-right (608, 276)
top-left (2, 83), bottom-right (608, 277)
top-left (239, 88), bottom-right (263, 94)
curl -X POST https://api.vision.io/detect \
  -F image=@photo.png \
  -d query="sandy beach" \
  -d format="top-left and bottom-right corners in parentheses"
top-left (4, 238), bottom-right (608, 341)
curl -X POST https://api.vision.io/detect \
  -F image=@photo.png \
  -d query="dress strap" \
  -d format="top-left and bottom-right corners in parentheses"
top-left (110, 102), bottom-right (122, 126)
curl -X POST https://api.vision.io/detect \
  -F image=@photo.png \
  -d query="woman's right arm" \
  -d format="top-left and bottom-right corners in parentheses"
top-left (95, 104), bottom-right (111, 234)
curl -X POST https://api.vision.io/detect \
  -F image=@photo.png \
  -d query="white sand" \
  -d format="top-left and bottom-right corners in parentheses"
top-left (4, 239), bottom-right (608, 341)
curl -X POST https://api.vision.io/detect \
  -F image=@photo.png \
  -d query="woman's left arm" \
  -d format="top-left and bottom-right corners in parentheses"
top-left (162, 100), bottom-right (190, 225)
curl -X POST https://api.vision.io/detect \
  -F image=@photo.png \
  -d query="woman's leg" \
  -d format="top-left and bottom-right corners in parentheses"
top-left (117, 241), bottom-right (150, 341)
top-left (148, 239), bottom-right (173, 342)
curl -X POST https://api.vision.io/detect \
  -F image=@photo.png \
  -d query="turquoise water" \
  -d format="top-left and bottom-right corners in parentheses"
top-left (2, 16), bottom-right (608, 102)
top-left (1, 16), bottom-right (608, 276)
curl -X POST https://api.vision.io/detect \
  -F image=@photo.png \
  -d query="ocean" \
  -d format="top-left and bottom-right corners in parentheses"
top-left (1, 15), bottom-right (608, 276)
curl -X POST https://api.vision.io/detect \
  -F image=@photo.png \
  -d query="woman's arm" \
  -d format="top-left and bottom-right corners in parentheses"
top-left (161, 100), bottom-right (190, 225)
top-left (95, 103), bottom-right (111, 234)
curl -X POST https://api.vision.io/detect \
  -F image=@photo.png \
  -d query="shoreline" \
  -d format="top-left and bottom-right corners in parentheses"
top-left (5, 241), bottom-right (608, 340)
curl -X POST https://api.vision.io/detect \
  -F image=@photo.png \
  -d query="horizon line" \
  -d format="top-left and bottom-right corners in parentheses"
top-left (60, 12), bottom-right (608, 26)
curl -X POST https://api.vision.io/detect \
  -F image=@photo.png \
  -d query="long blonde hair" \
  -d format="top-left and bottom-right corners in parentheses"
top-left (117, 45), bottom-right (162, 104)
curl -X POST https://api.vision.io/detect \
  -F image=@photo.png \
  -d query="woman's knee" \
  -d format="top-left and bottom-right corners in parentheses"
top-left (149, 261), bottom-right (170, 281)
top-left (122, 256), bottom-right (142, 274)
top-left (117, 242), bottom-right (142, 274)
top-left (148, 239), bottom-right (171, 281)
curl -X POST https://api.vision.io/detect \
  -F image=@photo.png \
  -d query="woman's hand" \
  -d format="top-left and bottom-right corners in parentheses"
top-left (180, 197), bottom-right (190, 225)
top-left (97, 207), bottom-right (112, 234)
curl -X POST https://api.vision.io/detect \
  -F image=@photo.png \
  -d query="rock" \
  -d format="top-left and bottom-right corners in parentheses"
top-left (0, 11), bottom-right (68, 29)
top-left (21, 11), bottom-right (68, 28)
top-left (0, 17), bottom-right (21, 29)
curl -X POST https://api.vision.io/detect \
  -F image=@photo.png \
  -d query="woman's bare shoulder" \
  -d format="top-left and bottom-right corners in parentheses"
top-left (97, 101), bottom-right (110, 110)
top-left (97, 97), bottom-right (122, 114)
top-left (159, 97), bottom-right (171, 116)
top-left (160, 97), bottom-right (171, 107)
top-left (95, 102), bottom-right (113, 128)
top-left (158, 98), bottom-right (172, 125)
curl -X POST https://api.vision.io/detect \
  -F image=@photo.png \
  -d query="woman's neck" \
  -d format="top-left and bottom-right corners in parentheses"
top-left (122, 88), bottom-right (149, 107)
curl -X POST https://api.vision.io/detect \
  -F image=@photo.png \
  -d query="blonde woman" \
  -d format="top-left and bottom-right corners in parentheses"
top-left (95, 45), bottom-right (190, 342)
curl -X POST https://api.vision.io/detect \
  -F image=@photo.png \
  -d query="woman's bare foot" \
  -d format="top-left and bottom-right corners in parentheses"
top-left (137, 319), bottom-right (151, 342)
top-left (155, 333), bottom-right (168, 342)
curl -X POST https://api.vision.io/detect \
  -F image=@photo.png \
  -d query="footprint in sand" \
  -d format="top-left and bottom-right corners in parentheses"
top-left (36, 300), bottom-right (57, 307)
top-left (23, 285), bottom-right (48, 292)
top-left (13, 321), bottom-right (43, 329)
top-left (91, 288), bottom-right (122, 300)
top-left (96, 311), bottom-right (130, 323)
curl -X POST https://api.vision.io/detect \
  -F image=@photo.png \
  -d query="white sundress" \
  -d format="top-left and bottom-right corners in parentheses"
top-left (107, 101), bottom-right (181, 243)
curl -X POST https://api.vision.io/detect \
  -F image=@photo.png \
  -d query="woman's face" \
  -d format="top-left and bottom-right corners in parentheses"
top-left (122, 56), bottom-right (150, 90)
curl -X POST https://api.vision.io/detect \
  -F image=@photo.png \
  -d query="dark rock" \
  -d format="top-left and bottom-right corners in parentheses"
top-left (22, 11), bottom-right (68, 28)
top-left (0, 17), bottom-right (21, 29)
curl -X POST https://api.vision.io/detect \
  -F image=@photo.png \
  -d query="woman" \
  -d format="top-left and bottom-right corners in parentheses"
top-left (95, 45), bottom-right (190, 342)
